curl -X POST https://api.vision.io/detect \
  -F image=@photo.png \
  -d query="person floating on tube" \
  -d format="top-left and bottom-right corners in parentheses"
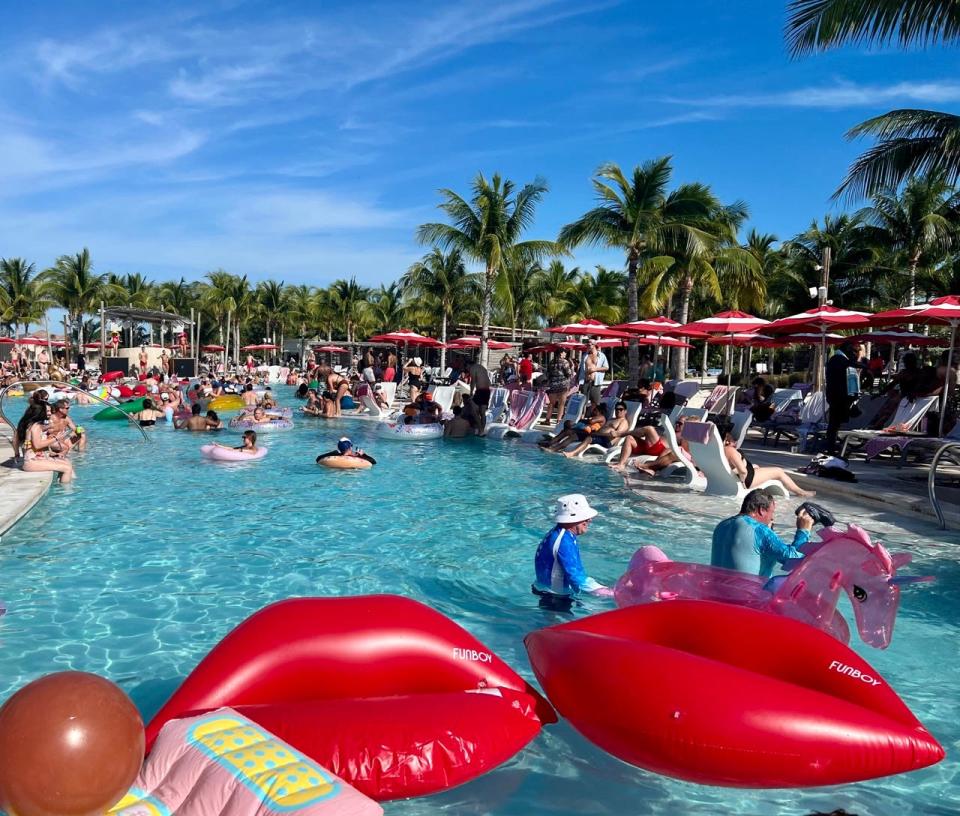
top-left (533, 494), bottom-right (610, 609)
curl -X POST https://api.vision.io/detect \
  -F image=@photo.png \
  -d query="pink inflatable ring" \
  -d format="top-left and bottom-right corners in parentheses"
top-left (201, 444), bottom-right (268, 462)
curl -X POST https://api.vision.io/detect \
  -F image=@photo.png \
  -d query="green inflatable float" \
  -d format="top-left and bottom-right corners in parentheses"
top-left (93, 397), bottom-right (149, 421)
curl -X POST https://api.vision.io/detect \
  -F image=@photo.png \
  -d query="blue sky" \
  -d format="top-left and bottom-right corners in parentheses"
top-left (0, 0), bottom-right (955, 289)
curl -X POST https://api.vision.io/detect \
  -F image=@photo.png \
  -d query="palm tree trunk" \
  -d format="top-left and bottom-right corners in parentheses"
top-left (225, 311), bottom-right (232, 369)
top-left (627, 256), bottom-right (639, 386)
top-left (480, 265), bottom-right (495, 369)
top-left (676, 278), bottom-right (694, 378)
top-left (440, 310), bottom-right (447, 373)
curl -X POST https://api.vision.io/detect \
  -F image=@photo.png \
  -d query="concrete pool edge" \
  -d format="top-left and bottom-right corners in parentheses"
top-left (0, 460), bottom-right (52, 539)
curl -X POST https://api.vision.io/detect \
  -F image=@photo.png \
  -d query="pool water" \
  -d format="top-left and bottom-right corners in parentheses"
top-left (1, 388), bottom-right (958, 816)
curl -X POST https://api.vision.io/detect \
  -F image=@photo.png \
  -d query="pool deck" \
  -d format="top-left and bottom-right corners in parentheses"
top-left (0, 422), bottom-right (52, 539)
top-left (0, 409), bottom-right (956, 537)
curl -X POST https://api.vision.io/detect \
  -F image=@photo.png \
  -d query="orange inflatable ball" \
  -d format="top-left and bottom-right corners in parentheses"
top-left (0, 671), bottom-right (144, 816)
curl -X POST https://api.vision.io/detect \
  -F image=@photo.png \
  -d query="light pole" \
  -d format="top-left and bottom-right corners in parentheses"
top-left (813, 246), bottom-right (831, 391)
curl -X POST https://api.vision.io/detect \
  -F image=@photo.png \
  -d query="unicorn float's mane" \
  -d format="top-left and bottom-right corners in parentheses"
top-left (793, 524), bottom-right (895, 574)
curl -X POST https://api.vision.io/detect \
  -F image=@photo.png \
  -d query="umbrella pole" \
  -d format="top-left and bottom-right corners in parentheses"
top-left (939, 322), bottom-right (957, 436)
top-left (701, 340), bottom-right (708, 384)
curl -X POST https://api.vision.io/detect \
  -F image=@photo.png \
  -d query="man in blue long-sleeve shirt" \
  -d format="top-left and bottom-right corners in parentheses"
top-left (534, 494), bottom-right (607, 597)
top-left (711, 488), bottom-right (814, 579)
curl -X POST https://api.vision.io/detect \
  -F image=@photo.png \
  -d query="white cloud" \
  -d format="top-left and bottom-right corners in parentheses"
top-left (666, 80), bottom-right (960, 109)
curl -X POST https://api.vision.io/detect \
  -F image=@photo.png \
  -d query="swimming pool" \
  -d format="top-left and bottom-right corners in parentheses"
top-left (1, 388), bottom-right (957, 816)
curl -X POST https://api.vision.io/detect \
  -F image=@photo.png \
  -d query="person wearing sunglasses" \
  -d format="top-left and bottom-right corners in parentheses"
top-left (560, 401), bottom-right (631, 458)
top-left (49, 398), bottom-right (86, 451)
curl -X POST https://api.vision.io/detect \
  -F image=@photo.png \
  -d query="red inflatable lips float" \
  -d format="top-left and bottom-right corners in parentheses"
top-left (146, 595), bottom-right (554, 800)
top-left (525, 600), bottom-right (943, 787)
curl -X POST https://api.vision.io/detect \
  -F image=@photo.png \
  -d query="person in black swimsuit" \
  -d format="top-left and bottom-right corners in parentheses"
top-left (722, 432), bottom-right (815, 496)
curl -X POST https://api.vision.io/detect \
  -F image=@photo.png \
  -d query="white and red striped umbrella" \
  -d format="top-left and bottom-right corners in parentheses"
top-left (629, 334), bottom-right (694, 349)
top-left (870, 296), bottom-right (959, 434)
top-left (612, 316), bottom-right (708, 338)
top-left (765, 305), bottom-right (871, 334)
top-left (240, 343), bottom-right (278, 351)
top-left (848, 328), bottom-right (947, 347)
top-left (314, 345), bottom-right (349, 353)
top-left (771, 332), bottom-right (845, 347)
top-left (446, 336), bottom-right (514, 350)
top-left (0, 337), bottom-right (15, 344)
top-left (202, 344), bottom-right (226, 352)
top-left (680, 310), bottom-right (771, 335)
top-left (367, 329), bottom-right (443, 348)
top-left (707, 332), bottom-right (778, 347)
top-left (545, 318), bottom-right (632, 339)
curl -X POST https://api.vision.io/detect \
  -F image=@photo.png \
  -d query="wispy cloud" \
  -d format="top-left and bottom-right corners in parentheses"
top-left (665, 80), bottom-right (960, 109)
top-left (606, 56), bottom-right (694, 83)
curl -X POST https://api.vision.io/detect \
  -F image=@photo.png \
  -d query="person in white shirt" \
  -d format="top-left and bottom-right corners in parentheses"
top-left (578, 340), bottom-right (609, 404)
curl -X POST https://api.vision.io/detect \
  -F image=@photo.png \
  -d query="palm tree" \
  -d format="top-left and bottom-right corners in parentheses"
top-left (565, 266), bottom-right (627, 324)
top-left (534, 260), bottom-right (580, 324)
top-left (856, 173), bottom-right (960, 305)
top-left (495, 252), bottom-right (543, 341)
top-left (402, 249), bottom-right (478, 369)
top-left (0, 258), bottom-right (48, 339)
top-left (328, 277), bottom-right (370, 344)
top-left (199, 269), bottom-right (240, 360)
top-left (641, 196), bottom-right (760, 375)
top-left (786, 1), bottom-right (960, 198)
top-left (558, 158), bottom-right (719, 383)
top-left (256, 280), bottom-right (286, 345)
top-left (417, 172), bottom-right (557, 366)
top-left (41, 248), bottom-right (118, 355)
top-left (368, 283), bottom-right (407, 334)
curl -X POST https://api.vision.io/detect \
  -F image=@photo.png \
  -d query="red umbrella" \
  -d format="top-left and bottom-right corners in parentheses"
top-left (848, 328), bottom-right (946, 347)
top-left (678, 311), bottom-right (771, 381)
top-left (545, 318), bottom-right (632, 339)
top-left (611, 316), bottom-right (707, 338)
top-left (869, 295), bottom-right (960, 434)
top-left (765, 305), bottom-right (871, 334)
top-left (16, 337), bottom-right (46, 346)
top-left (367, 329), bottom-right (442, 348)
top-left (314, 345), bottom-right (349, 353)
top-left (446, 336), bottom-right (514, 350)
top-left (202, 344), bottom-right (226, 352)
top-left (240, 343), bottom-right (278, 351)
top-left (680, 310), bottom-right (771, 335)
top-left (771, 332), bottom-right (845, 347)
top-left (0, 337), bottom-right (15, 344)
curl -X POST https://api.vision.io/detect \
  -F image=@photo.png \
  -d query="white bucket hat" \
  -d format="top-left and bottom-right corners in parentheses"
top-left (554, 494), bottom-right (598, 524)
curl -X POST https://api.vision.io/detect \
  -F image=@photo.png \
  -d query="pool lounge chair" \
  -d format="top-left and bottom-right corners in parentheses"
top-left (485, 387), bottom-right (509, 425)
top-left (668, 405), bottom-right (709, 425)
top-left (489, 390), bottom-right (548, 439)
top-left (360, 392), bottom-right (392, 418)
top-left (898, 422), bottom-right (960, 464)
top-left (616, 415), bottom-right (707, 489)
top-left (534, 393), bottom-right (587, 441)
top-left (429, 385), bottom-right (456, 413)
top-left (573, 401), bottom-right (645, 458)
top-left (763, 392), bottom-right (827, 449)
top-left (683, 420), bottom-right (790, 499)
top-left (730, 410), bottom-right (753, 449)
top-left (840, 395), bottom-right (939, 458)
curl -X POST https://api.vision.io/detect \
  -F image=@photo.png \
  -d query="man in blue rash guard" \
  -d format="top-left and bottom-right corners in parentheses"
top-left (711, 488), bottom-right (814, 579)
top-left (534, 494), bottom-right (608, 598)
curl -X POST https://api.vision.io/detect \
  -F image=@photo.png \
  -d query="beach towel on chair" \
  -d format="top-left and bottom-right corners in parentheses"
top-left (108, 707), bottom-right (382, 816)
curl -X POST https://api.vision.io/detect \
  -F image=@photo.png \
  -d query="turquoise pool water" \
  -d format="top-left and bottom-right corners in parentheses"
top-left (1, 388), bottom-right (957, 816)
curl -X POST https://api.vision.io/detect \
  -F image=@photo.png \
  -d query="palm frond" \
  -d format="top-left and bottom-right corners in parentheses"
top-left (786, 0), bottom-right (960, 56)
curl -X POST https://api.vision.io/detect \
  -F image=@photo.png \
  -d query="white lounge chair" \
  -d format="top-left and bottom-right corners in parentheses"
top-left (490, 390), bottom-right (548, 439)
top-left (616, 415), bottom-right (707, 489)
top-left (668, 405), bottom-right (709, 424)
top-left (360, 392), bottom-right (392, 418)
top-left (840, 395), bottom-right (939, 458)
top-left (673, 380), bottom-right (702, 405)
top-left (683, 420), bottom-right (790, 499)
top-left (532, 393), bottom-right (587, 441)
top-left (765, 392), bottom-right (827, 448)
top-left (485, 387), bottom-right (509, 425)
top-left (487, 389), bottom-right (530, 435)
top-left (574, 401), bottom-right (644, 458)
top-left (429, 385), bottom-right (456, 413)
top-left (730, 409), bottom-right (753, 449)
top-left (378, 381), bottom-right (397, 407)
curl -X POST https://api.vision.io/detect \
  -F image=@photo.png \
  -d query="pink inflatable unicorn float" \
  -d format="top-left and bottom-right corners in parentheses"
top-left (614, 524), bottom-right (931, 648)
